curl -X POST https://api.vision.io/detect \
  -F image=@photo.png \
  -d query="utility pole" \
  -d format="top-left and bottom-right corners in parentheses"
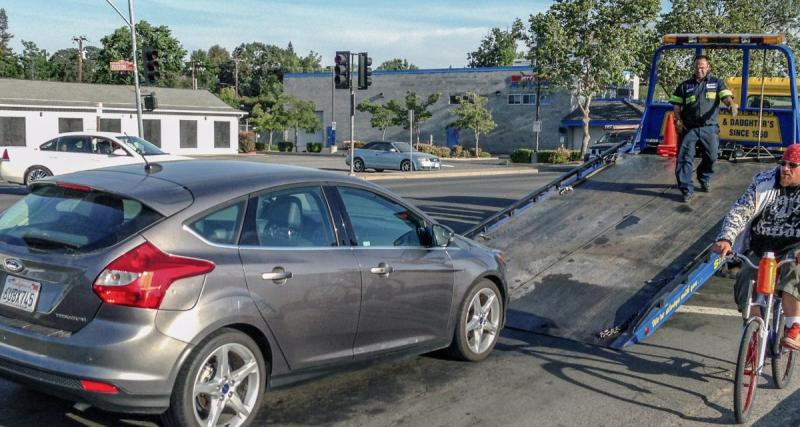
top-left (190, 60), bottom-right (197, 90)
top-left (72, 35), bottom-right (87, 83)
top-left (232, 58), bottom-right (241, 96)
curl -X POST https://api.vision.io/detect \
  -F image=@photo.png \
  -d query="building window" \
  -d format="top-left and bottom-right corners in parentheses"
top-left (180, 120), bottom-right (198, 148)
top-left (0, 117), bottom-right (26, 146)
top-left (99, 118), bottom-right (121, 133)
top-left (214, 121), bottom-right (230, 148)
top-left (58, 118), bottom-right (83, 133)
top-left (143, 119), bottom-right (161, 147)
top-left (539, 95), bottom-right (552, 105)
top-left (508, 94), bottom-right (536, 105)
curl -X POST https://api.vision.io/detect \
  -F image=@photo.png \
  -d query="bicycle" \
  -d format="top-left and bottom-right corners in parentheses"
top-left (732, 252), bottom-right (797, 423)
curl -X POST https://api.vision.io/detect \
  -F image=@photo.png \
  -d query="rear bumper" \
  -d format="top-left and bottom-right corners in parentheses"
top-left (0, 306), bottom-right (192, 414)
top-left (0, 162), bottom-right (24, 185)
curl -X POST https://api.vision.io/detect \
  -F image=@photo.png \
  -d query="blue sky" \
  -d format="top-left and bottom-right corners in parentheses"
top-left (3, 0), bottom-right (551, 68)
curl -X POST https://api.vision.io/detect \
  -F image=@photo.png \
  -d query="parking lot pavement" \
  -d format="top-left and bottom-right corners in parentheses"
top-left (191, 152), bottom-right (542, 180)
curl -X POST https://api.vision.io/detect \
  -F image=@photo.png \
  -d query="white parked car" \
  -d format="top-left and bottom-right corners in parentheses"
top-left (0, 132), bottom-right (188, 185)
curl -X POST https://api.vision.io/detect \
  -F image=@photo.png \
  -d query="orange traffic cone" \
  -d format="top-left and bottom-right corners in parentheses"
top-left (657, 112), bottom-right (679, 157)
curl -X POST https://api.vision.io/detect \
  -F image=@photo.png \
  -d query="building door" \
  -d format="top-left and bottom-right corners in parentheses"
top-left (447, 128), bottom-right (460, 148)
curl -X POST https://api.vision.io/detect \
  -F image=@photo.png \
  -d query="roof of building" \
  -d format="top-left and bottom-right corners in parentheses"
top-left (562, 99), bottom-right (644, 125)
top-left (285, 65), bottom-right (534, 79)
top-left (0, 78), bottom-right (243, 115)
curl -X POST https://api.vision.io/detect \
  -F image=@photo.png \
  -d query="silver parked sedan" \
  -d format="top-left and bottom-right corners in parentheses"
top-left (0, 160), bottom-right (506, 426)
top-left (346, 141), bottom-right (441, 172)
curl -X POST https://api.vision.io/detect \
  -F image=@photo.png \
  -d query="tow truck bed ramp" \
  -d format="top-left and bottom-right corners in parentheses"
top-left (477, 154), bottom-right (768, 346)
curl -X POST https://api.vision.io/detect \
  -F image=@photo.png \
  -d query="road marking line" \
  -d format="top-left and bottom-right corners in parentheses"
top-left (677, 305), bottom-right (741, 317)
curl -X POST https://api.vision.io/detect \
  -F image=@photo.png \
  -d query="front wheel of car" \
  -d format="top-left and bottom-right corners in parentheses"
top-left (24, 166), bottom-right (52, 185)
top-left (353, 158), bottom-right (365, 172)
top-left (447, 279), bottom-right (503, 362)
top-left (400, 160), bottom-right (414, 172)
top-left (162, 328), bottom-right (267, 427)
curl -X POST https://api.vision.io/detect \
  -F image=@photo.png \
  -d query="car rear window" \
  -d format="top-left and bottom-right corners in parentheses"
top-left (0, 185), bottom-right (163, 253)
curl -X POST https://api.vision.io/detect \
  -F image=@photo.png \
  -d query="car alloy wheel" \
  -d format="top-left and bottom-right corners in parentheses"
top-left (353, 158), bottom-right (365, 172)
top-left (447, 279), bottom-right (502, 362)
top-left (25, 166), bottom-right (52, 185)
top-left (163, 329), bottom-right (266, 427)
top-left (401, 160), bottom-right (413, 172)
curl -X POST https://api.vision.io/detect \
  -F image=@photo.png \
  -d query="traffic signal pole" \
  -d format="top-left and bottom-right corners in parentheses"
top-left (105, 0), bottom-right (144, 136)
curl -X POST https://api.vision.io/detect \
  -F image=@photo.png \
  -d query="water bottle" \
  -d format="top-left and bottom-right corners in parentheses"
top-left (756, 251), bottom-right (778, 295)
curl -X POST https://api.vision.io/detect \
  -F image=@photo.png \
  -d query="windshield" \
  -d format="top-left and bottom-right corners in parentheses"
top-left (394, 142), bottom-right (412, 152)
top-left (116, 135), bottom-right (166, 155)
top-left (0, 185), bottom-right (162, 253)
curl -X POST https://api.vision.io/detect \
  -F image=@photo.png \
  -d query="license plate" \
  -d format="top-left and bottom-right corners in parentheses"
top-left (0, 276), bottom-right (41, 313)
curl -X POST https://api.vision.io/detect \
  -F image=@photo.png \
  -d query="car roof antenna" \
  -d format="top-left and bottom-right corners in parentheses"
top-left (122, 132), bottom-right (161, 173)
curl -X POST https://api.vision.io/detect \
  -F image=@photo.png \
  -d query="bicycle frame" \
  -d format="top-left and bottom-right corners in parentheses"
top-left (742, 289), bottom-right (780, 375)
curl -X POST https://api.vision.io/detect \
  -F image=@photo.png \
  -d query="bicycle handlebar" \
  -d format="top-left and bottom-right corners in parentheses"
top-left (729, 251), bottom-right (795, 270)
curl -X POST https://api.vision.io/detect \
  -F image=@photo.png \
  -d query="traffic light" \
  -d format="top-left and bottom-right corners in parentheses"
top-left (334, 51), bottom-right (350, 89)
top-left (358, 52), bottom-right (372, 90)
top-left (143, 47), bottom-right (160, 84)
top-left (143, 93), bottom-right (158, 111)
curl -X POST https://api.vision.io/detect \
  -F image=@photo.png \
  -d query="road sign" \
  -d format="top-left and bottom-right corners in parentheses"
top-left (532, 121), bottom-right (542, 133)
top-left (110, 60), bottom-right (134, 72)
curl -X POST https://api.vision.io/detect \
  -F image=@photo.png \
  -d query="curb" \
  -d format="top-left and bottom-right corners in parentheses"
top-left (358, 168), bottom-right (539, 181)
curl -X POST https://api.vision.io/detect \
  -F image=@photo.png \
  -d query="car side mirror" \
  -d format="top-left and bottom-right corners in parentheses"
top-left (430, 224), bottom-right (454, 247)
top-left (389, 148), bottom-right (397, 152)
top-left (111, 148), bottom-right (127, 156)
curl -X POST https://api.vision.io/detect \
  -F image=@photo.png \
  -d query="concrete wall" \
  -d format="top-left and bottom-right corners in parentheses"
top-left (284, 67), bottom-right (573, 154)
top-left (0, 108), bottom-right (239, 155)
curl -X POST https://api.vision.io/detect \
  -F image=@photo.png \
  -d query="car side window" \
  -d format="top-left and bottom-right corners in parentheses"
top-left (245, 186), bottom-right (336, 248)
top-left (57, 136), bottom-right (92, 153)
top-left (39, 138), bottom-right (58, 151)
top-left (337, 187), bottom-right (427, 247)
top-left (362, 142), bottom-right (378, 150)
top-left (188, 201), bottom-right (245, 245)
top-left (92, 138), bottom-right (115, 155)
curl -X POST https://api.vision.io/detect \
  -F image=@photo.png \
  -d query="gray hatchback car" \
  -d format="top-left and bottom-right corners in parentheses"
top-left (0, 160), bottom-right (507, 426)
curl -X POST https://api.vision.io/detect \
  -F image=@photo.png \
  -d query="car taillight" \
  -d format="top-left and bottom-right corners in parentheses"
top-left (93, 241), bottom-right (215, 309)
top-left (1, 149), bottom-right (8, 161)
top-left (81, 379), bottom-right (119, 394)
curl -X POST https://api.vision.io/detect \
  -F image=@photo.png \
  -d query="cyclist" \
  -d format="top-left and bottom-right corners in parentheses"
top-left (712, 143), bottom-right (800, 350)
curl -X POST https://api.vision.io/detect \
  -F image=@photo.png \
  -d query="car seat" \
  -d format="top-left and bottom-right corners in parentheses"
top-left (260, 195), bottom-right (311, 247)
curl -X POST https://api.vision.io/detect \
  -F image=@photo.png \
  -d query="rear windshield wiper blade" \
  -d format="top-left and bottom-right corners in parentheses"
top-left (21, 234), bottom-right (80, 253)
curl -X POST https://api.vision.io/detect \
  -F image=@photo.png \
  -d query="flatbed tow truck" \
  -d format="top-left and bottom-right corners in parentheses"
top-left (464, 34), bottom-right (800, 349)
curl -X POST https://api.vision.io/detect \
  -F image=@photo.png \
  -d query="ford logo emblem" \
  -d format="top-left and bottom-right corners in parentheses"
top-left (4, 258), bottom-right (24, 273)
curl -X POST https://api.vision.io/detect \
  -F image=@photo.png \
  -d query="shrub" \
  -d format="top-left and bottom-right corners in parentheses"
top-left (238, 131), bottom-right (256, 153)
top-left (342, 140), bottom-right (366, 150)
top-left (468, 148), bottom-right (491, 158)
top-left (277, 141), bottom-right (294, 152)
top-left (451, 145), bottom-right (465, 158)
top-left (306, 142), bottom-right (323, 153)
top-left (536, 146), bottom-right (577, 163)
top-left (415, 144), bottom-right (450, 158)
top-left (255, 142), bottom-right (266, 152)
top-left (511, 149), bottom-right (533, 163)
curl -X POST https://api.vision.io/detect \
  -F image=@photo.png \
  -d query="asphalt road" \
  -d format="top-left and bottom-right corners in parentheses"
top-left (0, 161), bottom-right (798, 426)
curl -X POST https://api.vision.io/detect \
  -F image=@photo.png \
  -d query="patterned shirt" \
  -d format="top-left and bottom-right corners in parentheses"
top-left (750, 185), bottom-right (800, 255)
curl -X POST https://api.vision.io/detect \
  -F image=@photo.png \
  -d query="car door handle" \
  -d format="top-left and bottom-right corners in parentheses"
top-left (369, 263), bottom-right (394, 277)
top-left (262, 268), bottom-right (293, 284)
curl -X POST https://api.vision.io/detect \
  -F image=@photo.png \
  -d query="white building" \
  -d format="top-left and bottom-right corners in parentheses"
top-left (0, 78), bottom-right (244, 154)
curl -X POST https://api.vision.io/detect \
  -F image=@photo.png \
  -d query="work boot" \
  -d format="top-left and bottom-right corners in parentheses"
top-left (682, 192), bottom-right (695, 203)
top-left (699, 182), bottom-right (711, 193)
top-left (782, 323), bottom-right (800, 351)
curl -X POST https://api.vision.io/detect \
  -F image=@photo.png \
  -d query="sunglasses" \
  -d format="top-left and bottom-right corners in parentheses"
top-left (778, 160), bottom-right (800, 169)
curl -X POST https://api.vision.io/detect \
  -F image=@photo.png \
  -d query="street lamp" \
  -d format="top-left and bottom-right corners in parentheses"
top-left (104, 0), bottom-right (144, 137)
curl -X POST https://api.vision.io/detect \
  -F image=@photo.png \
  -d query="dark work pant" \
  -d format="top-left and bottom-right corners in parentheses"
top-left (675, 125), bottom-right (719, 195)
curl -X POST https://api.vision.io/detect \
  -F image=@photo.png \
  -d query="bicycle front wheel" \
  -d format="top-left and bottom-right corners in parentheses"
top-left (734, 320), bottom-right (761, 423)
top-left (771, 312), bottom-right (796, 389)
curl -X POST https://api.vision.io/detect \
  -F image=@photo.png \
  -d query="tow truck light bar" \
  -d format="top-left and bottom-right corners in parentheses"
top-left (662, 33), bottom-right (785, 45)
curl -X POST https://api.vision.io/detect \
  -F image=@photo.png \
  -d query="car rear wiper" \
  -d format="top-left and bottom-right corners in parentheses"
top-left (21, 233), bottom-right (80, 253)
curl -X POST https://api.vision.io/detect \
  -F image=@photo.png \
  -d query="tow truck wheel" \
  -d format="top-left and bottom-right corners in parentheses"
top-left (447, 279), bottom-right (503, 362)
top-left (734, 320), bottom-right (761, 423)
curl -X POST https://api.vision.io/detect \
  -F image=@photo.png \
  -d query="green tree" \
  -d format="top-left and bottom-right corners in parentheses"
top-left (377, 58), bottom-right (418, 70)
top-left (48, 46), bottom-right (99, 82)
top-left (385, 91), bottom-right (441, 145)
top-left (449, 91), bottom-right (496, 156)
top-left (284, 95), bottom-right (321, 151)
top-left (468, 18), bottom-right (525, 67)
top-left (20, 40), bottom-right (50, 80)
top-left (225, 42), bottom-right (322, 102)
top-left (94, 21), bottom-right (187, 86)
top-left (356, 100), bottom-right (394, 139)
top-left (527, 0), bottom-right (659, 156)
top-left (0, 8), bottom-right (12, 55)
top-left (250, 100), bottom-right (288, 151)
top-left (0, 50), bottom-right (21, 78)
top-left (218, 86), bottom-right (239, 108)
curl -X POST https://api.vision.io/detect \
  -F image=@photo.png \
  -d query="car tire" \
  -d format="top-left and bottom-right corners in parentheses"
top-left (400, 160), bottom-right (414, 172)
top-left (24, 166), bottom-right (52, 185)
top-left (446, 279), bottom-right (503, 362)
top-left (162, 328), bottom-right (267, 427)
top-left (353, 158), bottom-right (365, 172)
